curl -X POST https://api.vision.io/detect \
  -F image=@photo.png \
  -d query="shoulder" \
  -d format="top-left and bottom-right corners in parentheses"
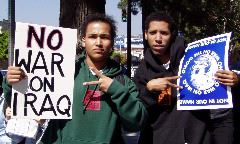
top-left (134, 60), bottom-right (147, 78)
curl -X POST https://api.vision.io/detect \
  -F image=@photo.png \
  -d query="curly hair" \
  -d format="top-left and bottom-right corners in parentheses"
top-left (80, 13), bottom-right (117, 43)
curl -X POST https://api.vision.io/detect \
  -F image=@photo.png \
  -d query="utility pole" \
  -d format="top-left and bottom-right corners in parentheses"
top-left (8, 0), bottom-right (15, 66)
top-left (126, 0), bottom-right (132, 78)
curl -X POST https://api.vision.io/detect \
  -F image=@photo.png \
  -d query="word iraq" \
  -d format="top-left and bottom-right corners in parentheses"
top-left (13, 25), bottom-right (71, 117)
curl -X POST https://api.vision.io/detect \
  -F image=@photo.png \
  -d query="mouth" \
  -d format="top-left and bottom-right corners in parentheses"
top-left (153, 45), bottom-right (165, 49)
top-left (93, 48), bottom-right (104, 53)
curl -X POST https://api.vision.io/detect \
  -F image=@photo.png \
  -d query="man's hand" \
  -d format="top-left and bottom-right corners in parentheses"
top-left (7, 66), bottom-right (26, 85)
top-left (215, 70), bottom-right (239, 86)
top-left (146, 76), bottom-right (182, 92)
top-left (83, 67), bottom-right (113, 93)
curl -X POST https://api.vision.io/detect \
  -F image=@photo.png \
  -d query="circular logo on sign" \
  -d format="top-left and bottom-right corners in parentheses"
top-left (190, 54), bottom-right (218, 90)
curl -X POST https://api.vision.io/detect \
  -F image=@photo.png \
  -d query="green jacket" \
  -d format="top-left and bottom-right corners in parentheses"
top-left (37, 55), bottom-right (148, 144)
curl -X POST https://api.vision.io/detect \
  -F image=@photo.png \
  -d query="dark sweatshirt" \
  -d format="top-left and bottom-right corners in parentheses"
top-left (133, 37), bottom-right (212, 144)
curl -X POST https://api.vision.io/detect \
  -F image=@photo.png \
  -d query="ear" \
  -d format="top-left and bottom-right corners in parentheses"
top-left (144, 30), bottom-right (148, 40)
top-left (82, 37), bottom-right (86, 47)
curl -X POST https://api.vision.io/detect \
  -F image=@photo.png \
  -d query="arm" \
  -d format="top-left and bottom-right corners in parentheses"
top-left (146, 76), bottom-right (182, 92)
top-left (133, 64), bottom-right (158, 108)
top-left (83, 67), bottom-right (148, 131)
top-left (133, 63), bottom-right (182, 107)
top-left (107, 76), bottom-right (148, 131)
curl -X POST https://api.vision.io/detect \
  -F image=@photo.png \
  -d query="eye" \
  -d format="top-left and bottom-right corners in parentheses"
top-left (149, 31), bottom-right (157, 35)
top-left (101, 36), bottom-right (110, 40)
top-left (161, 31), bottom-right (169, 35)
top-left (88, 35), bottom-right (97, 39)
top-left (100, 34), bottom-right (111, 40)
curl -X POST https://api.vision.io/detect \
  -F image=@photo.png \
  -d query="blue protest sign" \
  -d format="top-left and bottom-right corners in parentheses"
top-left (177, 33), bottom-right (233, 110)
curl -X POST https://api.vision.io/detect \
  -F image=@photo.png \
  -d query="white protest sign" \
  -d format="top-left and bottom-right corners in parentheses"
top-left (177, 33), bottom-right (233, 110)
top-left (12, 22), bottom-right (76, 119)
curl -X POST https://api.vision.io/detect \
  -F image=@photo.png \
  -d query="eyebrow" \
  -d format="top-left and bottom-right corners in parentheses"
top-left (87, 33), bottom-right (111, 37)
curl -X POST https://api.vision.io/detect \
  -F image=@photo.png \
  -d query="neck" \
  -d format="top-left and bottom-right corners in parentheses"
top-left (86, 57), bottom-right (107, 70)
top-left (157, 52), bottom-right (170, 64)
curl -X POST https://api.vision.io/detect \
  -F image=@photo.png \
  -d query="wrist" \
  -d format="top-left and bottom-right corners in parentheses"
top-left (146, 82), bottom-right (153, 92)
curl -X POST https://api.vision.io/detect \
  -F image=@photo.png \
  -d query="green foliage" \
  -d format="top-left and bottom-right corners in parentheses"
top-left (0, 31), bottom-right (8, 60)
top-left (230, 35), bottom-right (240, 66)
top-left (140, 0), bottom-right (240, 43)
top-left (118, 0), bottom-right (128, 10)
top-left (118, 0), bottom-right (240, 65)
top-left (110, 51), bottom-right (127, 65)
top-left (118, 0), bottom-right (141, 15)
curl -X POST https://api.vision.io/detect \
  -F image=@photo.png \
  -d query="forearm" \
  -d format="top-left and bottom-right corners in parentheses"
top-left (107, 79), bottom-right (148, 131)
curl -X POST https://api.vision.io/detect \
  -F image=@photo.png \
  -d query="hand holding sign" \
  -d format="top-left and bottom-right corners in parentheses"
top-left (83, 67), bottom-right (113, 93)
top-left (215, 70), bottom-right (239, 86)
top-left (11, 22), bottom-right (76, 119)
top-left (146, 76), bottom-right (182, 92)
top-left (7, 66), bottom-right (26, 85)
top-left (177, 33), bottom-right (233, 110)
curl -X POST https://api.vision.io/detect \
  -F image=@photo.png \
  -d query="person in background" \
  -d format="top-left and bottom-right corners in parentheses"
top-left (0, 71), bottom-right (12, 143)
top-left (133, 11), bottom-right (239, 144)
top-left (3, 13), bottom-right (148, 144)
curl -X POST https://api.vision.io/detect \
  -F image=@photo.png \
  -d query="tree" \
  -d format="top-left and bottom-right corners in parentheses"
top-left (117, 0), bottom-right (239, 43)
top-left (111, 51), bottom-right (127, 65)
top-left (118, 0), bottom-right (141, 15)
top-left (59, 0), bottom-right (106, 53)
top-left (60, 0), bottom-right (106, 28)
top-left (0, 31), bottom-right (8, 60)
top-left (117, 0), bottom-right (240, 54)
top-left (0, 31), bottom-right (8, 69)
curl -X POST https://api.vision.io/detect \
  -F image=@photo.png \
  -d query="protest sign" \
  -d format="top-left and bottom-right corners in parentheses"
top-left (177, 33), bottom-right (233, 110)
top-left (12, 22), bottom-right (77, 119)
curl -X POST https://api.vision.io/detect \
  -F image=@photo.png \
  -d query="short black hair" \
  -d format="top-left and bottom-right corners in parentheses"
top-left (80, 13), bottom-right (117, 43)
top-left (144, 12), bottom-right (178, 39)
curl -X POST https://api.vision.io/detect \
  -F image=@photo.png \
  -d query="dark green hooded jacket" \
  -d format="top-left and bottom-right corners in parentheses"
top-left (36, 55), bottom-right (148, 144)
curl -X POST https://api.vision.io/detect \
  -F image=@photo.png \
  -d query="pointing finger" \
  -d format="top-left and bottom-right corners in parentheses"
top-left (168, 82), bottom-right (183, 89)
top-left (165, 76), bottom-right (181, 81)
top-left (83, 80), bottom-right (101, 86)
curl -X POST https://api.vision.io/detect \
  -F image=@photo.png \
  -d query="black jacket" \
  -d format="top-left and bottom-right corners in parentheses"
top-left (133, 37), bottom-right (211, 144)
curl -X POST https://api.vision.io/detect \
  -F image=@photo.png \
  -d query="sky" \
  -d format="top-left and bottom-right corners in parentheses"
top-left (0, 0), bottom-right (142, 35)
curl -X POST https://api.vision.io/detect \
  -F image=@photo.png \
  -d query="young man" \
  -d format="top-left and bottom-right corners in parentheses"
top-left (3, 14), bottom-right (148, 144)
top-left (133, 12), bottom-right (239, 144)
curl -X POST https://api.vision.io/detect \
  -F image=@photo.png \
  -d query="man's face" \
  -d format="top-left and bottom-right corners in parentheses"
top-left (82, 22), bottom-right (112, 63)
top-left (145, 21), bottom-right (172, 56)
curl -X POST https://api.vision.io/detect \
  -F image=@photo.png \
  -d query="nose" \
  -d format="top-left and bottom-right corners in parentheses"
top-left (96, 37), bottom-right (101, 45)
top-left (156, 32), bottom-right (162, 42)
